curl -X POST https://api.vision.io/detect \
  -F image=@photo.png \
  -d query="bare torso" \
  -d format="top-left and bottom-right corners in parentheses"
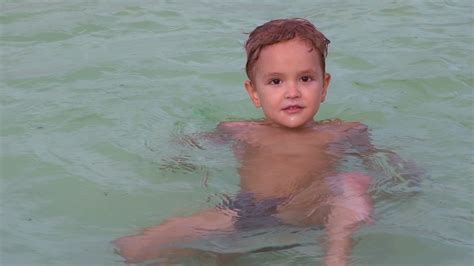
top-left (114, 119), bottom-right (375, 264)
top-left (217, 119), bottom-right (368, 201)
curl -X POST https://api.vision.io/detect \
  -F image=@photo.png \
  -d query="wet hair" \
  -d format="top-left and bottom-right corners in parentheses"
top-left (244, 18), bottom-right (330, 81)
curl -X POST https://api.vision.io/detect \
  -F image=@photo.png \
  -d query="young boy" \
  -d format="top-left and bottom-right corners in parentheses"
top-left (115, 18), bottom-right (375, 266)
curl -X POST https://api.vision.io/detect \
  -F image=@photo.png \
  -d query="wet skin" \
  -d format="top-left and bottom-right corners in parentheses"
top-left (219, 120), bottom-right (373, 226)
top-left (114, 120), bottom-right (374, 266)
top-left (115, 38), bottom-right (373, 266)
top-left (244, 38), bottom-right (331, 129)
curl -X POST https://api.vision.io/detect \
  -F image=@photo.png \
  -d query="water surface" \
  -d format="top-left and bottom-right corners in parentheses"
top-left (1, 1), bottom-right (473, 265)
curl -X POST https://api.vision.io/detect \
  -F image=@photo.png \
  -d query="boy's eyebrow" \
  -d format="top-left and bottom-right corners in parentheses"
top-left (262, 72), bottom-right (284, 78)
top-left (298, 69), bottom-right (318, 75)
top-left (262, 69), bottom-right (318, 78)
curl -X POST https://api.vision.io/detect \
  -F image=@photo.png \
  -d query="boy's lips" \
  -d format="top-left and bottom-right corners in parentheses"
top-left (282, 104), bottom-right (304, 113)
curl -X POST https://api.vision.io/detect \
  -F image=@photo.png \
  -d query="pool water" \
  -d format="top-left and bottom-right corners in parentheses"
top-left (1, 1), bottom-right (473, 265)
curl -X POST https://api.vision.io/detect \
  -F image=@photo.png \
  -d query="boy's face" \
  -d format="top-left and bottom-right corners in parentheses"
top-left (245, 38), bottom-right (331, 129)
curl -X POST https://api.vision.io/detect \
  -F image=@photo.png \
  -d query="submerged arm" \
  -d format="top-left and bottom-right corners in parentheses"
top-left (346, 122), bottom-right (425, 190)
top-left (159, 123), bottom-right (236, 172)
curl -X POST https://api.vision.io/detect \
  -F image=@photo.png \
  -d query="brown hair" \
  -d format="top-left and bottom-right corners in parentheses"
top-left (245, 18), bottom-right (330, 80)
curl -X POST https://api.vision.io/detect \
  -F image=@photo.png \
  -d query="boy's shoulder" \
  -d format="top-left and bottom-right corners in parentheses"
top-left (314, 119), bottom-right (372, 153)
top-left (217, 119), bottom-right (368, 130)
top-left (216, 119), bottom-right (368, 137)
top-left (216, 120), bottom-right (261, 139)
top-left (212, 119), bottom-right (371, 149)
top-left (315, 119), bottom-right (368, 133)
top-left (217, 120), bottom-right (263, 132)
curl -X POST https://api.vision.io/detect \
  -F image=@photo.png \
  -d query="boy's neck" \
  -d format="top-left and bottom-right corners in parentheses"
top-left (261, 118), bottom-right (318, 130)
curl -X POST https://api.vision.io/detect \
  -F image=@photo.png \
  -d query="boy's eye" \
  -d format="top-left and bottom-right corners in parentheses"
top-left (269, 78), bottom-right (282, 85)
top-left (301, 76), bottom-right (313, 82)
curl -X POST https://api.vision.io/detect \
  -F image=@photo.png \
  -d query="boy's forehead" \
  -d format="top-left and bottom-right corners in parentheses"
top-left (255, 39), bottom-right (321, 73)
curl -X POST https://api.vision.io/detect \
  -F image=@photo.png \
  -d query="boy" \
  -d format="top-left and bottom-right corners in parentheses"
top-left (115, 18), bottom-right (375, 266)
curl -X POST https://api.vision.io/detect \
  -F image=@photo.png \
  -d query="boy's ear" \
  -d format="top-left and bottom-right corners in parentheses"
top-left (244, 80), bottom-right (261, 108)
top-left (321, 73), bottom-right (331, 102)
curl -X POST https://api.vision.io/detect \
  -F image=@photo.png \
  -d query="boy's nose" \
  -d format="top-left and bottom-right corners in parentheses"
top-left (285, 83), bottom-right (301, 98)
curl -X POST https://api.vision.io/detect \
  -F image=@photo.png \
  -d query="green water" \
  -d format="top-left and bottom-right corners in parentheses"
top-left (1, 1), bottom-right (473, 265)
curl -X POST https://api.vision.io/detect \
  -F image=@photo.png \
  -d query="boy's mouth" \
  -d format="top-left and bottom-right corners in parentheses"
top-left (282, 104), bottom-right (304, 113)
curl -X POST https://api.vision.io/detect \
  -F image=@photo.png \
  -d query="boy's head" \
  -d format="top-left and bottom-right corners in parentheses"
top-left (243, 18), bottom-right (332, 129)
top-left (245, 18), bottom-right (330, 81)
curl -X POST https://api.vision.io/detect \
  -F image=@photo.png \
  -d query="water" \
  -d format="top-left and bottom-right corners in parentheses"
top-left (1, 1), bottom-right (473, 265)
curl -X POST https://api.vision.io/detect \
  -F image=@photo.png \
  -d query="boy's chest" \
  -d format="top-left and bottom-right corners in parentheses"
top-left (236, 131), bottom-right (345, 198)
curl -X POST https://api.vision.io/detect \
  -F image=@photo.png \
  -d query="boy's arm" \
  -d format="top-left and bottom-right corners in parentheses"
top-left (173, 121), bottom-right (242, 148)
top-left (160, 122), bottom-right (239, 172)
top-left (346, 122), bottom-right (425, 189)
